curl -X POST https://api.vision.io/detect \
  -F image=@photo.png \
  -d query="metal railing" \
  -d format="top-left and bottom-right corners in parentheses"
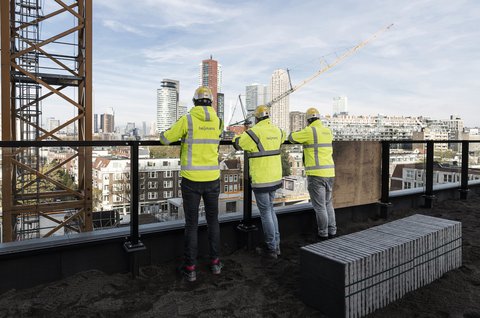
top-left (380, 140), bottom-right (480, 217)
top-left (2, 139), bottom-right (480, 275)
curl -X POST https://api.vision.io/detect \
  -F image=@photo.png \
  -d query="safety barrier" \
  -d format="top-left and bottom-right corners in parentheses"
top-left (300, 214), bottom-right (462, 318)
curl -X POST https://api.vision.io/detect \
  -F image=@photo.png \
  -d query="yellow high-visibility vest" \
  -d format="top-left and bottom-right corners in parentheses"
top-left (160, 106), bottom-right (223, 182)
top-left (233, 118), bottom-right (286, 189)
top-left (288, 120), bottom-right (335, 177)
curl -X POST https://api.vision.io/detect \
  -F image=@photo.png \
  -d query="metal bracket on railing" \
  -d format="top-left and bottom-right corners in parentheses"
top-left (377, 201), bottom-right (392, 219)
top-left (422, 194), bottom-right (436, 209)
top-left (237, 223), bottom-right (258, 250)
top-left (124, 239), bottom-right (146, 279)
top-left (124, 141), bottom-right (147, 278)
top-left (459, 188), bottom-right (470, 200)
top-left (237, 151), bottom-right (258, 250)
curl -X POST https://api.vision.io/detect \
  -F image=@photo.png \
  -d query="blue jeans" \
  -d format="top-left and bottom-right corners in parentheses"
top-left (181, 177), bottom-right (220, 266)
top-left (307, 176), bottom-right (336, 237)
top-left (254, 190), bottom-right (280, 252)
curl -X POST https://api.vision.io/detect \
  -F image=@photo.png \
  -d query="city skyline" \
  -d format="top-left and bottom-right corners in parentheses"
top-left (33, 0), bottom-right (480, 128)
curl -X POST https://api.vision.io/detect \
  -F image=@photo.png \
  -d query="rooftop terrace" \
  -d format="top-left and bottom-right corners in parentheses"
top-left (0, 189), bottom-right (479, 318)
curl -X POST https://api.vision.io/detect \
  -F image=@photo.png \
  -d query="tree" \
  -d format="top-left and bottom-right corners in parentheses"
top-left (149, 146), bottom-right (180, 158)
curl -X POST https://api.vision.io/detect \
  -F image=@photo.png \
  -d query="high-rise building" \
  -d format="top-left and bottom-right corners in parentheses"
top-left (290, 111), bottom-right (306, 132)
top-left (333, 96), bottom-right (348, 115)
top-left (245, 83), bottom-right (268, 113)
top-left (100, 112), bottom-right (115, 133)
top-left (177, 104), bottom-right (187, 119)
top-left (45, 117), bottom-right (60, 132)
top-left (270, 69), bottom-right (290, 132)
top-left (199, 56), bottom-right (222, 112)
top-left (217, 92), bottom-right (225, 124)
top-left (93, 114), bottom-right (99, 133)
top-left (142, 121), bottom-right (147, 137)
top-left (157, 79), bottom-right (179, 133)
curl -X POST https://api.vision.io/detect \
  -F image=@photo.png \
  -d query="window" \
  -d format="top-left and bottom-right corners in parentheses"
top-left (224, 175), bottom-right (228, 182)
top-left (234, 184), bottom-right (238, 191)
top-left (114, 173), bottom-right (121, 181)
top-left (234, 175), bottom-right (238, 182)
top-left (403, 181), bottom-right (412, 189)
top-left (164, 171), bottom-right (172, 178)
top-left (103, 195), bottom-right (109, 201)
top-left (148, 181), bottom-right (158, 189)
top-left (147, 161), bottom-right (155, 167)
top-left (140, 183), bottom-right (145, 189)
top-left (163, 180), bottom-right (173, 188)
top-left (148, 171), bottom-right (158, 178)
top-left (103, 185), bottom-right (108, 191)
top-left (229, 185), bottom-right (233, 192)
top-left (148, 192), bottom-right (158, 199)
top-left (406, 170), bottom-right (414, 179)
top-left (163, 191), bottom-right (173, 198)
top-left (163, 161), bottom-right (169, 166)
top-left (161, 202), bottom-right (168, 211)
top-left (229, 175), bottom-right (233, 182)
top-left (226, 201), bottom-right (237, 213)
top-left (224, 185), bottom-right (228, 192)
top-left (140, 194), bottom-right (145, 200)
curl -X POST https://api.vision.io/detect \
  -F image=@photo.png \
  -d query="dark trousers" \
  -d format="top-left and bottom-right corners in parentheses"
top-left (181, 177), bottom-right (220, 266)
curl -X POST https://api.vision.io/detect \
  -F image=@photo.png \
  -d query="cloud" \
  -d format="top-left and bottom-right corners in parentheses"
top-left (102, 20), bottom-right (145, 36)
top-left (84, 0), bottom-right (480, 128)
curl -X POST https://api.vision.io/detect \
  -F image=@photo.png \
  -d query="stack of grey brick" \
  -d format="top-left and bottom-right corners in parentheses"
top-left (300, 214), bottom-right (462, 318)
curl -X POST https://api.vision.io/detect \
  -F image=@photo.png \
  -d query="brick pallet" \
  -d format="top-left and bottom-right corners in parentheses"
top-left (300, 214), bottom-right (462, 318)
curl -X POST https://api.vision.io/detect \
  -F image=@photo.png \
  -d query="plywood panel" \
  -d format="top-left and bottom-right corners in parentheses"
top-left (332, 141), bottom-right (381, 209)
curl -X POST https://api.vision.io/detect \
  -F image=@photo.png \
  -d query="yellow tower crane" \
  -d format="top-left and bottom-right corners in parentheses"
top-left (228, 23), bottom-right (393, 128)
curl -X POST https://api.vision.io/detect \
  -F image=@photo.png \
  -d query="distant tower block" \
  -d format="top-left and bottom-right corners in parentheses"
top-left (199, 56), bottom-right (222, 112)
top-left (270, 69), bottom-right (290, 133)
top-left (333, 96), bottom-right (348, 115)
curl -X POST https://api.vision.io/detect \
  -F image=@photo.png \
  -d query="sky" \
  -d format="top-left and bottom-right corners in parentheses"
top-left (51, 0), bottom-right (480, 127)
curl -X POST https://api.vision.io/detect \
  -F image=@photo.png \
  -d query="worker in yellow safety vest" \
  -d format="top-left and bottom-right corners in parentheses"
top-left (159, 86), bottom-right (223, 282)
top-left (233, 105), bottom-right (286, 259)
top-left (288, 107), bottom-right (337, 241)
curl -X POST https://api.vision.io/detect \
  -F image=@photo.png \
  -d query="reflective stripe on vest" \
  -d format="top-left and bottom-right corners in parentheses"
top-left (304, 126), bottom-right (334, 170)
top-left (159, 131), bottom-right (170, 145)
top-left (245, 129), bottom-right (281, 158)
top-left (182, 114), bottom-right (220, 171)
top-left (252, 180), bottom-right (283, 188)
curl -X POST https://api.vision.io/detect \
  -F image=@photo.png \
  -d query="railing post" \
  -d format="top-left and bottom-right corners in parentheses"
top-left (379, 141), bottom-right (391, 218)
top-left (423, 140), bottom-right (435, 208)
top-left (237, 152), bottom-right (257, 249)
top-left (460, 141), bottom-right (469, 200)
top-left (123, 141), bottom-right (146, 278)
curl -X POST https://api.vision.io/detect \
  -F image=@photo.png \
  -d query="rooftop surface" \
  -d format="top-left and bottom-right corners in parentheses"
top-left (0, 193), bottom-right (479, 318)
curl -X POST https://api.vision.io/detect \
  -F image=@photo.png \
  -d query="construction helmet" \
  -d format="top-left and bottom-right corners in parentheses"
top-left (193, 86), bottom-right (213, 101)
top-left (306, 107), bottom-right (320, 121)
top-left (254, 105), bottom-right (269, 119)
